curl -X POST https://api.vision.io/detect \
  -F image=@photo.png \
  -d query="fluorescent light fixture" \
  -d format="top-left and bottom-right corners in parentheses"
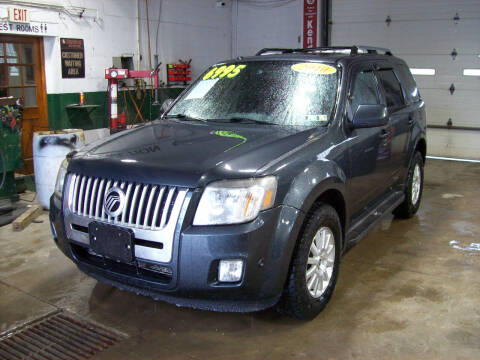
top-left (410, 68), bottom-right (435, 76)
top-left (463, 69), bottom-right (480, 76)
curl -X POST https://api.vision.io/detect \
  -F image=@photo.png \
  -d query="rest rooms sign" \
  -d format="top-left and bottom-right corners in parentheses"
top-left (0, 6), bottom-right (59, 36)
top-left (60, 38), bottom-right (85, 78)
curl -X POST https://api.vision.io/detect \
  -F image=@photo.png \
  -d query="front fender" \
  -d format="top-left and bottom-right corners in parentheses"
top-left (283, 159), bottom-right (347, 213)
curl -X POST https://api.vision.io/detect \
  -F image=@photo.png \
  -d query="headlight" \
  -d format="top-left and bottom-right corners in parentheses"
top-left (193, 176), bottom-right (277, 225)
top-left (54, 158), bottom-right (69, 198)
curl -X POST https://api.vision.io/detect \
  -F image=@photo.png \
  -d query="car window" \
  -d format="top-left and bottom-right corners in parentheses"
top-left (377, 69), bottom-right (405, 108)
top-left (396, 64), bottom-right (421, 103)
top-left (350, 70), bottom-right (381, 115)
top-left (168, 61), bottom-right (339, 127)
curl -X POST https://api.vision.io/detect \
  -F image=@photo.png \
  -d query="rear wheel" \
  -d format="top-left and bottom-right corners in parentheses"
top-left (277, 204), bottom-right (341, 320)
top-left (394, 151), bottom-right (424, 218)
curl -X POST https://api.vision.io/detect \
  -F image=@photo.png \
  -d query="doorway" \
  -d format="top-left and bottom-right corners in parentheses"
top-left (0, 35), bottom-right (48, 174)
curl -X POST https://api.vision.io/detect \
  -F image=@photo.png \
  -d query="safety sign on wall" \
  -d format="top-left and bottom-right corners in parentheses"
top-left (60, 38), bottom-right (85, 78)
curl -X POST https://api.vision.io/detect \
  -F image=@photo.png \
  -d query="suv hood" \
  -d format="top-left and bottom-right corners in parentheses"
top-left (69, 119), bottom-right (322, 187)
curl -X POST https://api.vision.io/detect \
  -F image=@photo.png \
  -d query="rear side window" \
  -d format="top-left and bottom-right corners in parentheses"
top-left (397, 64), bottom-right (421, 103)
top-left (350, 70), bottom-right (381, 115)
top-left (377, 69), bottom-right (405, 108)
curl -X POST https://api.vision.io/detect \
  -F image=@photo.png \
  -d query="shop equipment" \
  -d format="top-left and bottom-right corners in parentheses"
top-left (0, 97), bottom-right (22, 201)
top-left (166, 59), bottom-right (192, 86)
top-left (105, 63), bottom-right (162, 131)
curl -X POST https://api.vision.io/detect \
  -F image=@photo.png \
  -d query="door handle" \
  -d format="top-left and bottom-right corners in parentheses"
top-left (379, 129), bottom-right (390, 139)
top-left (408, 115), bottom-right (415, 125)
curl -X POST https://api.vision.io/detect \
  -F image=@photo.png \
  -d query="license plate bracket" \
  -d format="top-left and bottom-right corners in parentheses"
top-left (88, 222), bottom-right (134, 263)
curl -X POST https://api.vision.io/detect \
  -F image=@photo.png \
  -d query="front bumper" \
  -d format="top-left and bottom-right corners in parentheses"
top-left (50, 194), bottom-right (304, 312)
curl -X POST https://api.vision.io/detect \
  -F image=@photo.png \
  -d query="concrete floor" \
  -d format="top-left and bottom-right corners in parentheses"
top-left (1, 159), bottom-right (479, 359)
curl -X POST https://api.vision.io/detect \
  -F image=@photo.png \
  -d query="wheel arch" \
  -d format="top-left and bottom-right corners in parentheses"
top-left (415, 137), bottom-right (427, 163)
top-left (300, 186), bottom-right (347, 252)
top-left (285, 175), bottom-right (348, 252)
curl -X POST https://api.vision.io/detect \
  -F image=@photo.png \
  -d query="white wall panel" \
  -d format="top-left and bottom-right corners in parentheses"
top-left (233, 0), bottom-right (302, 57)
top-left (43, 0), bottom-right (138, 94)
top-left (427, 129), bottom-right (480, 159)
top-left (402, 55), bottom-right (480, 92)
top-left (421, 89), bottom-right (480, 127)
top-left (4, 0), bottom-right (232, 94)
top-left (332, 0), bottom-right (480, 158)
top-left (332, 0), bottom-right (480, 24)
top-left (332, 19), bottom-right (480, 55)
top-left (137, 0), bottom-right (232, 79)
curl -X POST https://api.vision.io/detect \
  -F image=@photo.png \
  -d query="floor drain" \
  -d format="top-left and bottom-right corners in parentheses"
top-left (0, 310), bottom-right (126, 360)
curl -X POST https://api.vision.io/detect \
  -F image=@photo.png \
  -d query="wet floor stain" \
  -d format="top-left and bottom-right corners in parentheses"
top-left (441, 193), bottom-right (464, 199)
top-left (451, 221), bottom-right (480, 237)
top-left (370, 318), bottom-right (409, 333)
top-left (446, 329), bottom-right (480, 349)
top-left (386, 282), bottom-right (444, 303)
top-left (449, 240), bottom-right (480, 253)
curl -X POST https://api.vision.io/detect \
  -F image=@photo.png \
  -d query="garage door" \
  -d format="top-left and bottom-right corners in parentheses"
top-left (331, 0), bottom-right (480, 159)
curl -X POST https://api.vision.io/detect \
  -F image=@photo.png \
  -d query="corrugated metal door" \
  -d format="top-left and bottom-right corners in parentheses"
top-left (331, 0), bottom-right (480, 159)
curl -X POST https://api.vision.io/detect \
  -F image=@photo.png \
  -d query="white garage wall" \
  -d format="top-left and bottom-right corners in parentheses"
top-left (43, 0), bottom-right (138, 94)
top-left (137, 0), bottom-right (232, 81)
top-left (331, 0), bottom-right (480, 159)
top-left (4, 0), bottom-right (232, 94)
top-left (233, 0), bottom-right (303, 57)
top-left (6, 0), bottom-right (308, 93)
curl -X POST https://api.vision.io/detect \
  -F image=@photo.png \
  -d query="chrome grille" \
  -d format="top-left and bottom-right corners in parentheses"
top-left (66, 173), bottom-right (185, 230)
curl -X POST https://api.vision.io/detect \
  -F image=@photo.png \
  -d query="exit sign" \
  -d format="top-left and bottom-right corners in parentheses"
top-left (8, 7), bottom-right (30, 23)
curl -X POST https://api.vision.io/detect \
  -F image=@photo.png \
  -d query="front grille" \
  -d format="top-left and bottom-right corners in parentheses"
top-left (66, 173), bottom-right (185, 230)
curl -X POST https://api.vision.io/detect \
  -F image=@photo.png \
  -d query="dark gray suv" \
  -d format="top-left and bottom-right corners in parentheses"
top-left (50, 46), bottom-right (426, 319)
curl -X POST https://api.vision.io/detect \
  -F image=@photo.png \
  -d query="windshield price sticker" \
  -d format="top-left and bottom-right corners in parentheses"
top-left (291, 63), bottom-right (337, 75)
top-left (203, 64), bottom-right (247, 80)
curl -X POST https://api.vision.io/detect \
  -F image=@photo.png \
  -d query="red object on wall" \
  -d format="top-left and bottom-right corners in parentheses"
top-left (303, 0), bottom-right (318, 48)
top-left (167, 63), bottom-right (192, 86)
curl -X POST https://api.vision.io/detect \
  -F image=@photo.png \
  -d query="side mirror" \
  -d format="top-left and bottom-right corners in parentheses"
top-left (352, 104), bottom-right (388, 128)
top-left (161, 98), bottom-right (175, 113)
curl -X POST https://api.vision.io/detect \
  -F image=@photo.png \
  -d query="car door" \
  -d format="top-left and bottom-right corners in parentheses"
top-left (375, 66), bottom-right (410, 186)
top-left (395, 63), bottom-right (423, 179)
top-left (346, 63), bottom-right (393, 216)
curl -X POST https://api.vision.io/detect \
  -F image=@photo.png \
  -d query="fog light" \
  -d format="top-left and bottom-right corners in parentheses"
top-left (218, 259), bottom-right (243, 282)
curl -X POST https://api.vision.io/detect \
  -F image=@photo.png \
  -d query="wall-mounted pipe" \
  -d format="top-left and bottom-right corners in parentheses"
top-left (145, 0), bottom-right (153, 72)
top-left (320, 0), bottom-right (331, 46)
top-left (137, 0), bottom-right (142, 70)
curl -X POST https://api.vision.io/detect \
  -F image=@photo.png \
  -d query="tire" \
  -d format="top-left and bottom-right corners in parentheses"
top-left (277, 203), bottom-right (341, 320)
top-left (394, 151), bottom-right (424, 219)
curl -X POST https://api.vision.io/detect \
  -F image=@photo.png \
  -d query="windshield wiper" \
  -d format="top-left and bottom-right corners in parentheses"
top-left (163, 113), bottom-right (207, 123)
top-left (209, 117), bottom-right (277, 125)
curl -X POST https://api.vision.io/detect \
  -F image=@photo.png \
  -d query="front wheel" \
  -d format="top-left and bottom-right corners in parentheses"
top-left (394, 151), bottom-right (424, 218)
top-left (277, 204), bottom-right (341, 320)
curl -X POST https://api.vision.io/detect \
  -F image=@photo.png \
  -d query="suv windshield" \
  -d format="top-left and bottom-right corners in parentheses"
top-left (166, 61), bottom-right (339, 126)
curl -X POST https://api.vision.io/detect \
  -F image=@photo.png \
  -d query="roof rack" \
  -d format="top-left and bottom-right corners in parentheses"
top-left (255, 46), bottom-right (393, 57)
